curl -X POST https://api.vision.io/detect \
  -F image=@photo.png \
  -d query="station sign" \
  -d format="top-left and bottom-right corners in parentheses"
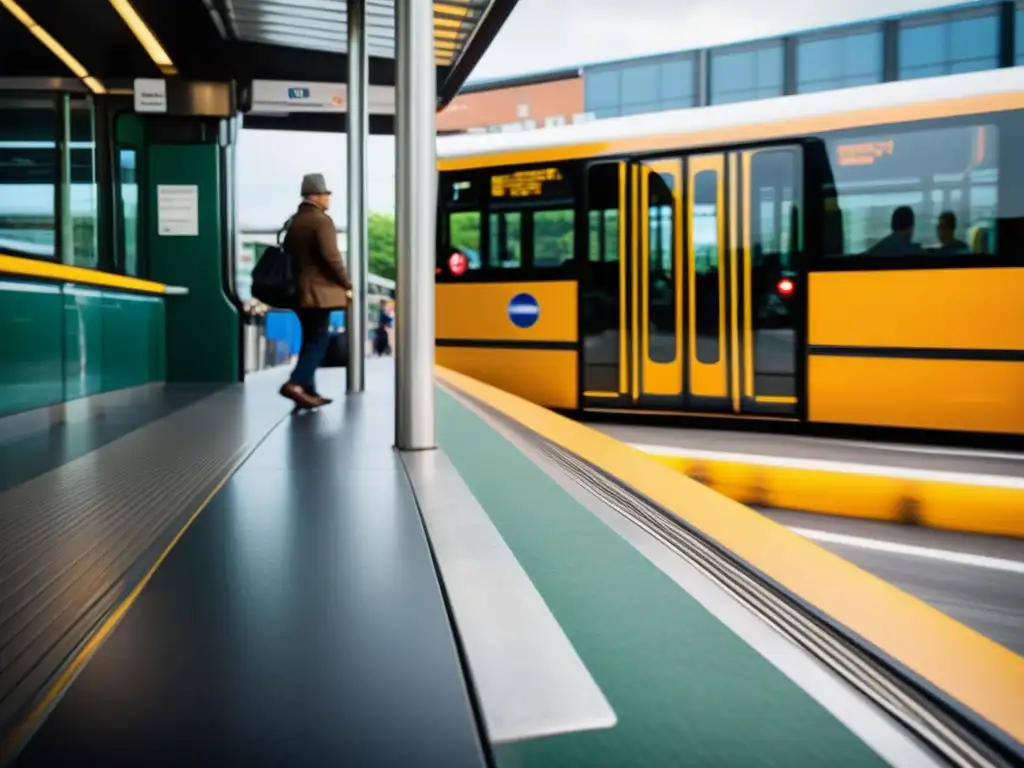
top-left (134, 78), bottom-right (167, 113)
top-left (250, 80), bottom-right (396, 115)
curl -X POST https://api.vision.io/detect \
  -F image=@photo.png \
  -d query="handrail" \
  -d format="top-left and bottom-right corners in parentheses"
top-left (0, 253), bottom-right (188, 296)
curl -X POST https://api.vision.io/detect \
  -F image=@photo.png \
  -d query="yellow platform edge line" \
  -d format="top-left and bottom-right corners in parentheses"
top-left (434, 365), bottom-right (1024, 745)
top-left (0, 253), bottom-right (169, 295)
top-left (641, 452), bottom-right (1024, 539)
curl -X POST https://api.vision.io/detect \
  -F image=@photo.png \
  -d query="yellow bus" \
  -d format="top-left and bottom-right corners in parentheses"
top-left (435, 68), bottom-right (1024, 438)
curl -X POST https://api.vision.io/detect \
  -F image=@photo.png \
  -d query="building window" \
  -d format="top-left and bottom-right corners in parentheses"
top-left (0, 95), bottom-right (58, 258)
top-left (1016, 3), bottom-right (1024, 65)
top-left (660, 57), bottom-right (696, 109)
top-left (69, 98), bottom-right (98, 268)
top-left (710, 42), bottom-right (784, 105)
top-left (584, 69), bottom-right (621, 118)
top-left (620, 62), bottom-right (660, 116)
top-left (797, 29), bottom-right (883, 93)
top-left (898, 9), bottom-right (999, 80)
top-left (586, 55), bottom-right (696, 119)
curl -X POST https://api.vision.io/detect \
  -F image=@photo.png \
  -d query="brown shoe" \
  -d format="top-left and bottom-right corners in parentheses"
top-left (311, 395), bottom-right (333, 406)
top-left (279, 382), bottom-right (319, 409)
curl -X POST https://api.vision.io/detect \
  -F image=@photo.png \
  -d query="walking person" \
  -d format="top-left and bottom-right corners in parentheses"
top-left (373, 299), bottom-right (394, 356)
top-left (278, 173), bottom-right (352, 409)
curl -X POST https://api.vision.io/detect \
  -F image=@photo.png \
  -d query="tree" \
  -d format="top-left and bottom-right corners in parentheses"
top-left (367, 211), bottom-right (396, 280)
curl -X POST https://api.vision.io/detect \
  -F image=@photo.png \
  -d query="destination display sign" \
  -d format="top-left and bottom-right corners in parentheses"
top-left (491, 167), bottom-right (564, 198)
top-left (836, 140), bottom-right (895, 167)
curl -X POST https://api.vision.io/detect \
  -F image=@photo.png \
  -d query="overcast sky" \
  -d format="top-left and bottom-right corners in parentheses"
top-left (237, 0), bottom-right (965, 229)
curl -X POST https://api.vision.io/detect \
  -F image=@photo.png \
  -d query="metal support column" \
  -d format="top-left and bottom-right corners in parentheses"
top-left (346, 0), bottom-right (368, 391)
top-left (394, 0), bottom-right (437, 450)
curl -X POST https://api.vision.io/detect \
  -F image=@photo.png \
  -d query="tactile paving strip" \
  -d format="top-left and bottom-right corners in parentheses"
top-left (0, 385), bottom-right (290, 737)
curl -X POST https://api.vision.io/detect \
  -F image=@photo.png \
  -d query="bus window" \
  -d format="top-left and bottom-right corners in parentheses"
top-left (588, 209), bottom-right (619, 262)
top-left (749, 148), bottom-right (802, 397)
top-left (824, 123), bottom-right (999, 257)
top-left (647, 170), bottom-right (676, 365)
top-left (534, 208), bottom-right (574, 268)
top-left (489, 210), bottom-right (522, 268)
top-left (582, 162), bottom-right (623, 395)
top-left (692, 169), bottom-right (721, 365)
top-left (448, 210), bottom-right (482, 269)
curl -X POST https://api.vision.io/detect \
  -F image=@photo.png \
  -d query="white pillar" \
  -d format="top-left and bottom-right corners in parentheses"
top-left (346, 0), bottom-right (368, 392)
top-left (394, 0), bottom-right (436, 450)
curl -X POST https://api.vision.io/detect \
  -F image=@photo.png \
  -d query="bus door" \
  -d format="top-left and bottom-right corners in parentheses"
top-left (580, 148), bottom-right (803, 416)
top-left (580, 155), bottom-right (687, 410)
top-left (579, 157), bottom-right (686, 410)
top-left (680, 148), bottom-right (804, 416)
top-left (731, 146), bottom-right (804, 416)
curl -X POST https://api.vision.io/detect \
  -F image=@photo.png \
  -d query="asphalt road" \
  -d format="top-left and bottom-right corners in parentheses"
top-left (762, 509), bottom-right (1024, 657)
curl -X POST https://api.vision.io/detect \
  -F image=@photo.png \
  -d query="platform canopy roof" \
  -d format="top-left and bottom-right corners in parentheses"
top-left (0, 0), bottom-right (519, 129)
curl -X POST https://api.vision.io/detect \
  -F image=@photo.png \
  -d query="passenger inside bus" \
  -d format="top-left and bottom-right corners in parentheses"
top-left (935, 210), bottom-right (970, 254)
top-left (865, 205), bottom-right (921, 256)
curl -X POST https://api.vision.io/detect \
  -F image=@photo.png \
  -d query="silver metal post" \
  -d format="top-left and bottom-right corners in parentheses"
top-left (394, 0), bottom-right (436, 450)
top-left (346, 0), bottom-right (368, 392)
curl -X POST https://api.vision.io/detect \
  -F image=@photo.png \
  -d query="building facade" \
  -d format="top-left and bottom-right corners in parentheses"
top-left (439, 0), bottom-right (1023, 132)
top-left (437, 68), bottom-right (589, 134)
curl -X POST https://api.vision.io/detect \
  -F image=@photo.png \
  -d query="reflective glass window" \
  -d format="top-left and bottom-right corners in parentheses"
top-left (585, 69), bottom-right (621, 112)
top-left (533, 208), bottom-right (575, 268)
top-left (797, 30), bottom-right (883, 93)
top-left (710, 43), bottom-right (784, 105)
top-left (620, 63), bottom-right (660, 106)
top-left (118, 149), bottom-right (139, 276)
top-left (660, 57), bottom-right (695, 108)
top-left (1017, 5), bottom-right (1024, 65)
top-left (69, 98), bottom-right (98, 268)
top-left (448, 211), bottom-right (482, 270)
top-left (899, 11), bottom-right (999, 80)
top-left (0, 95), bottom-right (58, 258)
top-left (823, 123), bottom-right (1001, 258)
top-left (489, 211), bottom-right (522, 268)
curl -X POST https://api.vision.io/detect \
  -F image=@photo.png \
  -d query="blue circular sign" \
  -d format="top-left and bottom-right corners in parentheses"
top-left (508, 293), bottom-right (540, 329)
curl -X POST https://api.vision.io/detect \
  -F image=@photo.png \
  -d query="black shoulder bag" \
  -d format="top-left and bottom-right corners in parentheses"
top-left (251, 217), bottom-right (297, 309)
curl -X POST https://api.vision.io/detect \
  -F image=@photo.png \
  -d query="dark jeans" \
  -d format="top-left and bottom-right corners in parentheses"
top-left (290, 308), bottom-right (331, 393)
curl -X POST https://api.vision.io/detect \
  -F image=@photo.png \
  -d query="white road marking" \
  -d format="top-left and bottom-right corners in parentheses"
top-left (808, 437), bottom-right (1024, 462)
top-left (628, 443), bottom-right (1024, 489)
top-left (790, 527), bottom-right (1024, 575)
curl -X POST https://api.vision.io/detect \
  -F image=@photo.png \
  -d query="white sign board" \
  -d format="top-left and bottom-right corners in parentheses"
top-left (157, 185), bottom-right (199, 236)
top-left (134, 78), bottom-right (167, 113)
top-left (250, 80), bottom-right (396, 115)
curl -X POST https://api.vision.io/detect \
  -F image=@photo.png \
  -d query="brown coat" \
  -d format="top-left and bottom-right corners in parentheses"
top-left (283, 202), bottom-right (351, 309)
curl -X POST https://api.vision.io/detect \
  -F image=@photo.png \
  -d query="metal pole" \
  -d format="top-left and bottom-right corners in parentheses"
top-left (346, 0), bottom-right (368, 392)
top-left (394, 0), bottom-right (436, 450)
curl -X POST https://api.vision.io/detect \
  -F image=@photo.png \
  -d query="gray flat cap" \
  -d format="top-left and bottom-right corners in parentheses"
top-left (301, 173), bottom-right (331, 196)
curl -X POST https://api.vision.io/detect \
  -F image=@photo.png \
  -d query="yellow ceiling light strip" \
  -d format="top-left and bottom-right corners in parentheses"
top-left (434, 39), bottom-right (458, 51)
top-left (433, 27), bottom-right (462, 41)
top-left (433, 2), bottom-right (470, 17)
top-left (109, 0), bottom-right (177, 75)
top-left (434, 16), bottom-right (463, 29)
top-left (0, 0), bottom-right (106, 93)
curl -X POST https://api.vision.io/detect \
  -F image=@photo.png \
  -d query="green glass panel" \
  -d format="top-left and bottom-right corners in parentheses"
top-left (101, 291), bottom-right (164, 392)
top-left (0, 280), bottom-right (63, 416)
top-left (63, 285), bottom-right (104, 400)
